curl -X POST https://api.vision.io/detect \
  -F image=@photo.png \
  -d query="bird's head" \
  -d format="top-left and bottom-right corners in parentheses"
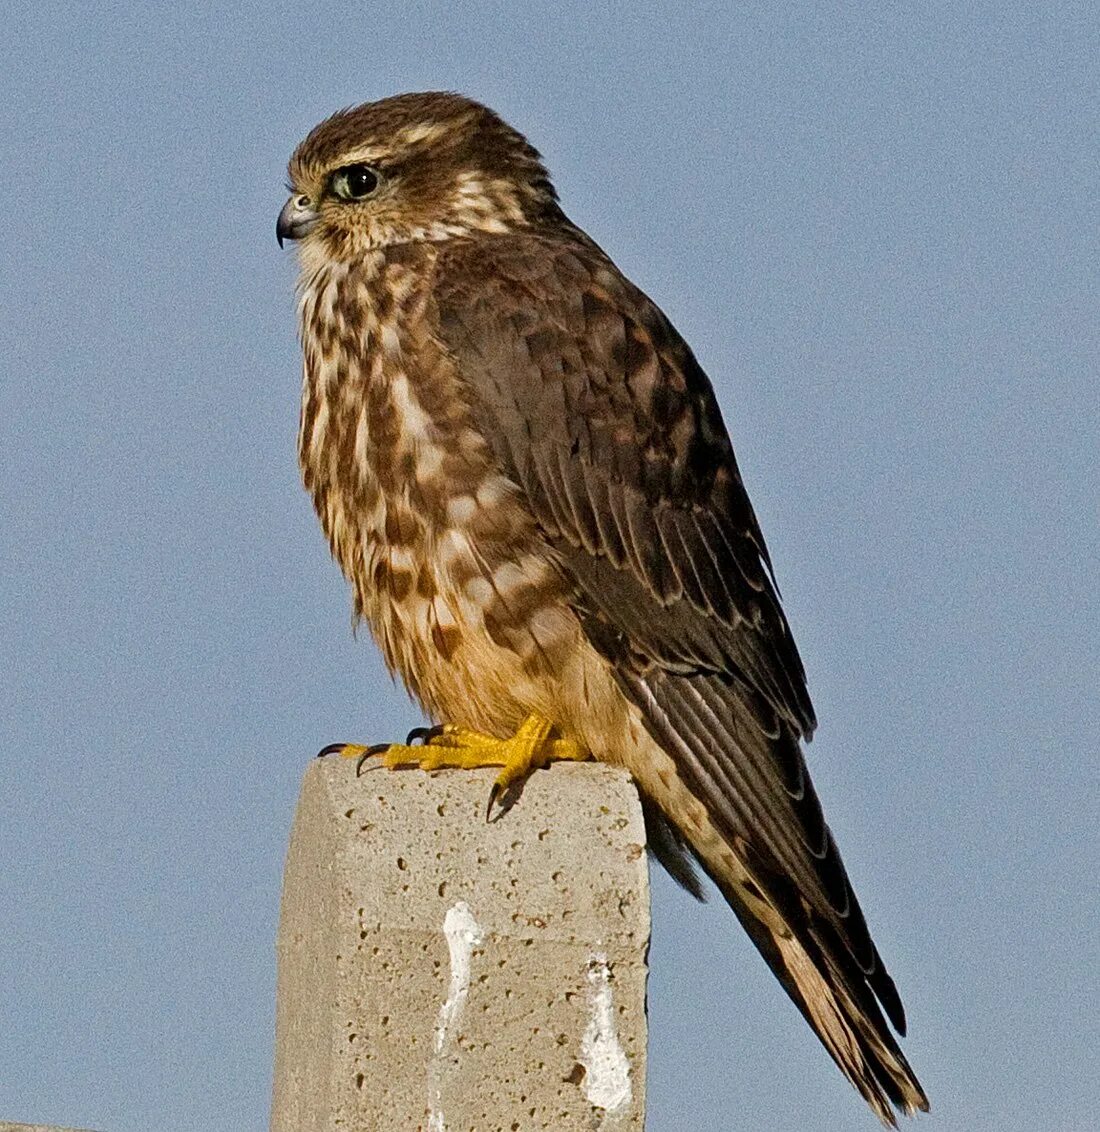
top-left (277, 92), bottom-right (559, 262)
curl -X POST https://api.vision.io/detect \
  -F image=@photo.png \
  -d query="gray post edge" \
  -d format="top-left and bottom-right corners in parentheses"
top-left (271, 758), bottom-right (650, 1131)
top-left (0, 1124), bottom-right (101, 1131)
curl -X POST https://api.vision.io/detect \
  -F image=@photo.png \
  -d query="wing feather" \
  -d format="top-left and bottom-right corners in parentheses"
top-left (430, 228), bottom-right (923, 1118)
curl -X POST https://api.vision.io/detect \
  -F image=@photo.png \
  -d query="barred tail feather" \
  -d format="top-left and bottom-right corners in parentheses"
top-left (713, 868), bottom-right (930, 1127)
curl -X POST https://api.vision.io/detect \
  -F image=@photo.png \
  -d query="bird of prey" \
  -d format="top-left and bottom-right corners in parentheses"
top-left (277, 91), bottom-right (928, 1126)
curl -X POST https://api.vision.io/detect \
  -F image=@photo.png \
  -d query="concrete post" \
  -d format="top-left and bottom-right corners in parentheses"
top-left (271, 758), bottom-right (649, 1132)
top-left (0, 1125), bottom-right (101, 1131)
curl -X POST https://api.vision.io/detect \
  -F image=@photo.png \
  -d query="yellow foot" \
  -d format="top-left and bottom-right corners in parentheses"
top-left (319, 714), bottom-right (590, 819)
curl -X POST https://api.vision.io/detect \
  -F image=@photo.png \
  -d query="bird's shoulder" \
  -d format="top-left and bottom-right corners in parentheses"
top-left (427, 225), bottom-right (747, 521)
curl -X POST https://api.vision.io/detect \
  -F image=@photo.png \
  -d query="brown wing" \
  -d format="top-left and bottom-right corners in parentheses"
top-left (430, 227), bottom-right (926, 1121)
top-left (433, 231), bottom-right (815, 736)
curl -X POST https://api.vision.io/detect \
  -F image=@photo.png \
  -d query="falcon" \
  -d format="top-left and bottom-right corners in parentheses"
top-left (277, 91), bottom-right (928, 1125)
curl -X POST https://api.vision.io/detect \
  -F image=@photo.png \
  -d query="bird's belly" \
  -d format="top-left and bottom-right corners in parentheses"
top-left (355, 493), bottom-right (582, 736)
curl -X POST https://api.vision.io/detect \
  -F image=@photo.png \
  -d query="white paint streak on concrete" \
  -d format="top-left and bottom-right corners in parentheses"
top-left (580, 953), bottom-right (632, 1115)
top-left (428, 901), bottom-right (484, 1132)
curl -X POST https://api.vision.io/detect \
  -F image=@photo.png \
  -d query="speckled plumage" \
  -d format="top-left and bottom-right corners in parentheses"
top-left (279, 92), bottom-right (928, 1125)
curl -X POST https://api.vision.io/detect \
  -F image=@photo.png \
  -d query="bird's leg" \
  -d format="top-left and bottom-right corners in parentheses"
top-left (322, 713), bottom-right (589, 816)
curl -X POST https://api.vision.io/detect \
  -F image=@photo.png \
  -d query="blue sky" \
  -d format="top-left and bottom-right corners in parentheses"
top-left (2, 3), bottom-right (1097, 1130)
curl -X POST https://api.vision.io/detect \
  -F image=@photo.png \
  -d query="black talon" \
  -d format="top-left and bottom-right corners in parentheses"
top-left (486, 782), bottom-right (501, 823)
top-left (316, 743), bottom-right (348, 759)
top-left (356, 743), bottom-right (392, 776)
top-left (408, 724), bottom-right (447, 745)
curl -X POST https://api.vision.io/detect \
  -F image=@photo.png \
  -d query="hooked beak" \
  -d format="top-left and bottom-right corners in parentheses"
top-left (276, 194), bottom-right (319, 246)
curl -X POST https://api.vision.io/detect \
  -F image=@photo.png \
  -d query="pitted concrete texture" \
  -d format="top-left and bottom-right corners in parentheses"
top-left (271, 758), bottom-right (649, 1132)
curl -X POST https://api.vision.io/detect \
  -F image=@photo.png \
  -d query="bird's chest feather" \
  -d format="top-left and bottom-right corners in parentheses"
top-left (296, 252), bottom-right (576, 729)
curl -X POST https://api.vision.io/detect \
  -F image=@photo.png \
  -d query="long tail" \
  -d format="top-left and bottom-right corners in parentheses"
top-left (709, 857), bottom-right (930, 1127)
top-left (581, 659), bottom-right (929, 1123)
top-left (614, 668), bottom-right (930, 1125)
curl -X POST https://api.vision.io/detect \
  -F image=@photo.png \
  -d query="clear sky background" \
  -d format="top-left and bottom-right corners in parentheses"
top-left (2, 3), bottom-right (1097, 1130)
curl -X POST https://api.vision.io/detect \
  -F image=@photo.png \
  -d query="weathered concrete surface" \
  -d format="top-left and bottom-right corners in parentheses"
top-left (271, 758), bottom-right (649, 1132)
top-left (0, 1124), bottom-right (100, 1131)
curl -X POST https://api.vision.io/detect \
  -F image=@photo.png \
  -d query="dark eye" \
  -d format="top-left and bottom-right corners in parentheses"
top-left (330, 163), bottom-right (380, 201)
